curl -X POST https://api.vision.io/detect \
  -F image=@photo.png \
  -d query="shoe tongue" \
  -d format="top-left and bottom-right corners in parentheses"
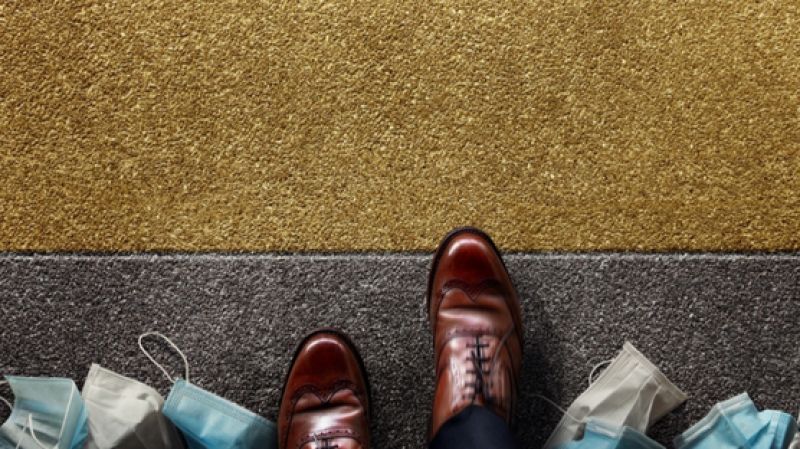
top-left (289, 387), bottom-right (368, 449)
top-left (294, 388), bottom-right (362, 413)
top-left (293, 404), bottom-right (365, 436)
top-left (438, 306), bottom-right (503, 333)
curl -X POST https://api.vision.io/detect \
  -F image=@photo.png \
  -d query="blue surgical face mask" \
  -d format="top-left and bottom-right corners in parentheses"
top-left (0, 377), bottom-right (89, 449)
top-left (758, 410), bottom-right (796, 449)
top-left (162, 380), bottom-right (276, 449)
top-left (139, 332), bottom-right (277, 449)
top-left (558, 419), bottom-right (665, 449)
top-left (674, 393), bottom-right (797, 449)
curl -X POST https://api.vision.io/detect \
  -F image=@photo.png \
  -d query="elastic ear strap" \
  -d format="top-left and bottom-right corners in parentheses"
top-left (14, 414), bottom-right (27, 449)
top-left (25, 413), bottom-right (51, 449)
top-left (532, 394), bottom-right (583, 424)
top-left (0, 380), bottom-right (12, 411)
top-left (558, 342), bottom-right (616, 386)
top-left (588, 359), bottom-right (613, 386)
top-left (138, 332), bottom-right (190, 383)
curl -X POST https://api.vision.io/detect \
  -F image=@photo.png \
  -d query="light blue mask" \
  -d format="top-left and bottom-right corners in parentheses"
top-left (139, 332), bottom-right (277, 449)
top-left (674, 393), bottom-right (797, 449)
top-left (0, 377), bottom-right (89, 449)
top-left (162, 380), bottom-right (276, 449)
top-left (558, 419), bottom-right (665, 449)
top-left (759, 410), bottom-right (796, 449)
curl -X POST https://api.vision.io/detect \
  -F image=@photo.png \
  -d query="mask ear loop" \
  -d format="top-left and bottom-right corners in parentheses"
top-left (0, 380), bottom-right (26, 449)
top-left (532, 394), bottom-right (584, 424)
top-left (0, 380), bottom-right (12, 411)
top-left (138, 332), bottom-right (190, 383)
top-left (560, 342), bottom-right (615, 386)
top-left (531, 359), bottom-right (615, 427)
top-left (25, 413), bottom-right (54, 449)
top-left (588, 359), bottom-right (613, 386)
top-left (14, 415), bottom-right (30, 449)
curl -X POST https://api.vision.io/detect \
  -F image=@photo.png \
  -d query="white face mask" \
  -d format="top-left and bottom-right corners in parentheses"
top-left (81, 364), bottom-right (184, 449)
top-left (543, 342), bottom-right (688, 449)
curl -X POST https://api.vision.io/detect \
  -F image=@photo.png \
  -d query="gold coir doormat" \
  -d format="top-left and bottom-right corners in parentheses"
top-left (1, 2), bottom-right (798, 251)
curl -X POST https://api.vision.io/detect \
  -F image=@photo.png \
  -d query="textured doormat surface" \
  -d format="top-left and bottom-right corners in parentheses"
top-left (2, 2), bottom-right (799, 252)
top-left (1, 253), bottom-right (798, 448)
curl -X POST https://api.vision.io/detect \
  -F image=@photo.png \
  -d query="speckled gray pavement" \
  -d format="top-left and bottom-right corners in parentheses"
top-left (1, 253), bottom-right (799, 448)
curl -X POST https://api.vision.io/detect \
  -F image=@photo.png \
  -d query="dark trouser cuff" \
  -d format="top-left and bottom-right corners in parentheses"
top-left (429, 405), bottom-right (519, 449)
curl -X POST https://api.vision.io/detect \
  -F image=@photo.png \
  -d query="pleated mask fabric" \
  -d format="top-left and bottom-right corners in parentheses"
top-left (674, 393), bottom-right (797, 449)
top-left (81, 364), bottom-right (184, 449)
top-left (138, 332), bottom-right (277, 449)
top-left (0, 377), bottom-right (88, 449)
top-left (558, 419), bottom-right (665, 449)
top-left (543, 342), bottom-right (688, 449)
top-left (162, 380), bottom-right (276, 449)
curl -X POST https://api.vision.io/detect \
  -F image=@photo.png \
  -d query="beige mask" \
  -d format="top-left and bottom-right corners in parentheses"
top-left (543, 342), bottom-right (688, 449)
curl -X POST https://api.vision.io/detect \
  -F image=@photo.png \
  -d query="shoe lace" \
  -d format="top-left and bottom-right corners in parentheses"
top-left (464, 335), bottom-right (493, 405)
top-left (461, 326), bottom-right (516, 407)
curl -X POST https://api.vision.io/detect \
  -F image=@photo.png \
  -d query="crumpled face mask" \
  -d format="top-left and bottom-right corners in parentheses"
top-left (674, 393), bottom-right (797, 449)
top-left (81, 364), bottom-right (185, 449)
top-left (139, 332), bottom-right (278, 449)
top-left (0, 377), bottom-right (89, 449)
top-left (543, 342), bottom-right (688, 449)
top-left (559, 419), bottom-right (665, 449)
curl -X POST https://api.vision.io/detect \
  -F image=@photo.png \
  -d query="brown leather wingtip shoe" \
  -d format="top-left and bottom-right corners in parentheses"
top-left (279, 330), bottom-right (371, 449)
top-left (427, 227), bottom-right (523, 439)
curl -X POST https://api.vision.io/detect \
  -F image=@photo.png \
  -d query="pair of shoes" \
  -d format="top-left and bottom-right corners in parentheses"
top-left (278, 228), bottom-right (524, 449)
